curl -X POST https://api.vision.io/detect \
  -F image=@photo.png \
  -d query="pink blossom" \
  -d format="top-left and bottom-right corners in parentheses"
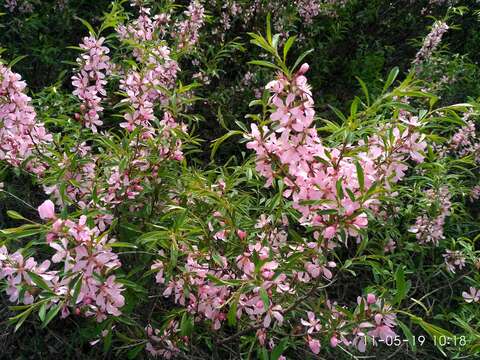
top-left (95, 275), bottom-right (125, 317)
top-left (330, 336), bottom-right (339, 347)
top-left (237, 229), bottom-right (247, 240)
top-left (38, 200), bottom-right (56, 220)
top-left (366, 293), bottom-right (376, 304)
top-left (307, 336), bottom-right (321, 354)
top-left (301, 311), bottom-right (321, 333)
top-left (462, 287), bottom-right (480, 303)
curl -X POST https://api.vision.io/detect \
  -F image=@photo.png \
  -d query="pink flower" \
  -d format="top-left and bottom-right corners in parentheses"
top-left (38, 200), bottom-right (56, 220)
top-left (323, 225), bottom-right (337, 239)
top-left (236, 254), bottom-right (254, 275)
top-left (151, 260), bottom-right (165, 284)
top-left (463, 287), bottom-right (480, 303)
top-left (270, 94), bottom-right (295, 126)
top-left (236, 229), bottom-right (247, 240)
top-left (260, 261), bottom-right (278, 279)
top-left (301, 311), bottom-right (321, 334)
top-left (330, 336), bottom-right (339, 347)
top-left (368, 324), bottom-right (396, 342)
top-left (307, 336), bottom-right (321, 354)
top-left (263, 305), bottom-right (283, 328)
top-left (95, 275), bottom-right (125, 316)
top-left (50, 238), bottom-right (70, 264)
top-left (367, 293), bottom-right (376, 304)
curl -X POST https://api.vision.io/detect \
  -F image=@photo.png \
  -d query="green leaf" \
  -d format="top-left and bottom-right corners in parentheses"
top-left (248, 33), bottom-right (275, 55)
top-left (248, 60), bottom-right (282, 71)
top-left (14, 308), bottom-right (33, 332)
top-left (259, 347), bottom-right (269, 360)
top-left (206, 274), bottom-right (242, 287)
top-left (350, 96), bottom-right (360, 119)
top-left (227, 298), bottom-right (238, 326)
top-left (180, 312), bottom-right (194, 337)
top-left (283, 36), bottom-right (296, 62)
top-left (116, 279), bottom-right (147, 294)
top-left (259, 288), bottom-right (270, 311)
top-left (127, 344), bottom-right (144, 359)
top-left (75, 17), bottom-right (96, 37)
top-left (383, 67), bottom-right (399, 93)
top-left (266, 14), bottom-right (272, 45)
top-left (393, 267), bottom-right (407, 305)
top-left (103, 328), bottom-right (113, 352)
top-left (411, 316), bottom-right (453, 356)
top-left (317, 209), bottom-right (338, 215)
top-left (107, 242), bottom-right (138, 249)
top-left (336, 179), bottom-right (344, 200)
top-left (355, 161), bottom-right (365, 192)
top-left (397, 320), bottom-right (416, 351)
top-left (328, 105), bottom-right (347, 123)
top-left (170, 238), bottom-right (178, 269)
top-left (41, 304), bottom-right (61, 328)
top-left (212, 253), bottom-right (225, 268)
top-left (70, 274), bottom-right (83, 306)
top-left (345, 188), bottom-right (356, 202)
top-left (271, 338), bottom-right (289, 360)
top-left (116, 316), bottom-right (137, 326)
top-left (355, 76), bottom-right (370, 106)
top-left (38, 302), bottom-right (47, 322)
top-left (7, 210), bottom-right (27, 220)
top-left (413, 318), bottom-right (453, 338)
top-left (27, 271), bottom-right (51, 292)
top-left (8, 55), bottom-right (28, 69)
top-left (210, 130), bottom-right (243, 159)
top-left (292, 49), bottom-right (314, 72)
top-left (272, 34), bottom-right (280, 52)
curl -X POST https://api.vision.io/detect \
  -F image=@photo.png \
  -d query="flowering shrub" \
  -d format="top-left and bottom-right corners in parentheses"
top-left (1, 1), bottom-right (480, 359)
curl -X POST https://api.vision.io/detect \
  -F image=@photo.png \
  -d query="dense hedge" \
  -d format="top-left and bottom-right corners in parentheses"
top-left (1, 1), bottom-right (480, 359)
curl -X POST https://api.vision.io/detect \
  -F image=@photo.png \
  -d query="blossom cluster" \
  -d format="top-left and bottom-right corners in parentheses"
top-left (151, 214), bottom-right (291, 338)
top-left (0, 2), bottom-right (200, 340)
top-left (145, 322), bottom-right (184, 358)
top-left (149, 193), bottom-right (399, 356)
top-left (302, 293), bottom-right (397, 353)
top-left (2, 1), bottom-right (480, 358)
top-left (443, 249), bottom-right (466, 273)
top-left (175, 1), bottom-right (205, 50)
top-left (71, 36), bottom-right (111, 132)
top-left (409, 186), bottom-right (452, 245)
top-left (0, 200), bottom-right (125, 322)
top-left (413, 21), bottom-right (449, 65)
top-left (0, 63), bottom-right (52, 174)
top-left (116, 5), bottom-right (186, 147)
top-left (449, 117), bottom-right (480, 162)
top-left (42, 5), bottom-right (190, 215)
top-left (296, 0), bottom-right (348, 24)
top-left (3, 0), bottom-right (33, 13)
top-left (246, 64), bottom-right (427, 244)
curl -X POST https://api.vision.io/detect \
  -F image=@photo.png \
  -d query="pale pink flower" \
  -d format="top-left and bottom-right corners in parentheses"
top-left (462, 287), bottom-right (480, 303)
top-left (301, 311), bottom-right (321, 333)
top-left (38, 200), bottom-right (56, 220)
top-left (307, 336), bottom-right (321, 354)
